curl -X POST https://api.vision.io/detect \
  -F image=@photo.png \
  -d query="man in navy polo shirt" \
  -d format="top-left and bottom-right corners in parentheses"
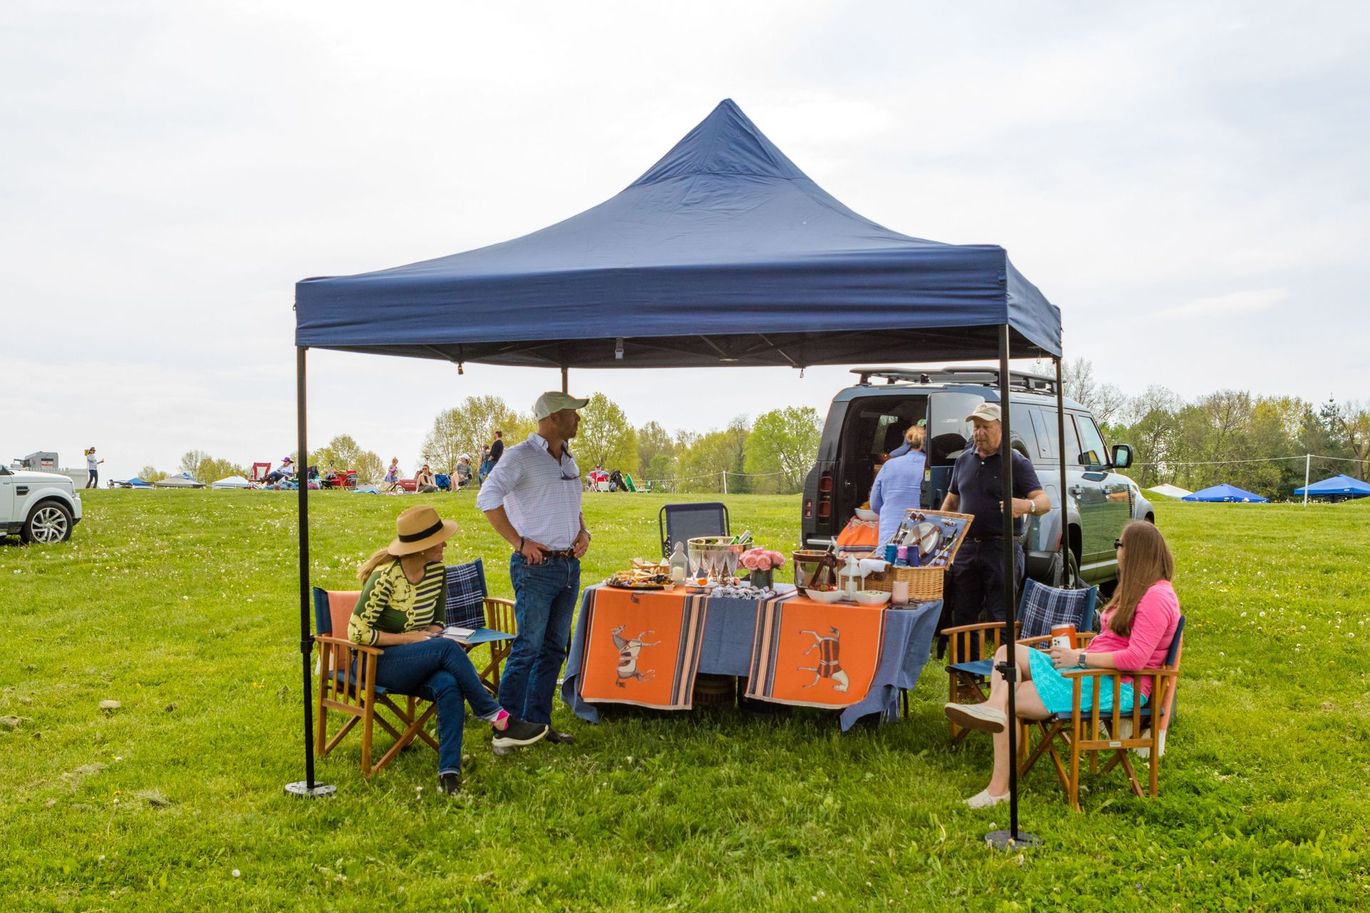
top-left (940, 403), bottom-right (1050, 626)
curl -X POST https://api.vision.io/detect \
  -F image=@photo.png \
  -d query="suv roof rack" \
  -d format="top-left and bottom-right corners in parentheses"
top-left (849, 366), bottom-right (1059, 395)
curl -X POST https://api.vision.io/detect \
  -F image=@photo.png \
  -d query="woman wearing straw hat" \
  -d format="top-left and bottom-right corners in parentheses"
top-left (351, 505), bottom-right (547, 793)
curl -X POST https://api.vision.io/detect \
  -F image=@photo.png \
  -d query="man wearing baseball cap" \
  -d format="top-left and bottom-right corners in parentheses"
top-left (477, 390), bottom-right (593, 746)
top-left (940, 402), bottom-right (1050, 629)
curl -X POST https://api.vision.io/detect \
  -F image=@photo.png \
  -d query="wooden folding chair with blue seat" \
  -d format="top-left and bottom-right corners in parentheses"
top-left (1018, 616), bottom-right (1185, 811)
top-left (312, 588), bottom-right (439, 776)
top-left (443, 558), bottom-right (516, 695)
top-left (659, 501), bottom-right (730, 559)
top-left (940, 579), bottom-right (1098, 738)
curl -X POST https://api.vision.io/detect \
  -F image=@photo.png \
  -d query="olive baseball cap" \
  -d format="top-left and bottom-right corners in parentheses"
top-left (533, 391), bottom-right (590, 420)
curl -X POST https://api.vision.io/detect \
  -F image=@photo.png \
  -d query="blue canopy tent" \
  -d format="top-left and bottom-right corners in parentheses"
top-left (1293, 474), bottom-right (1370, 501)
top-left (291, 100), bottom-right (1067, 842)
top-left (296, 99), bottom-right (1059, 366)
top-left (1182, 483), bottom-right (1270, 503)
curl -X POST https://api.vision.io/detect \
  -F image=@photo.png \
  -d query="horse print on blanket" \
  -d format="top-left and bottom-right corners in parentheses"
top-left (745, 596), bottom-right (885, 709)
top-left (576, 588), bottom-right (708, 710)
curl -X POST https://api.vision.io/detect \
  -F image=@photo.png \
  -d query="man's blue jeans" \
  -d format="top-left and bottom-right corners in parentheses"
top-left (374, 637), bottom-right (500, 775)
top-left (501, 553), bottom-right (579, 724)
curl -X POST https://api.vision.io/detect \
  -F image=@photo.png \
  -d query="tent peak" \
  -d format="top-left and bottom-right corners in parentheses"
top-left (630, 98), bottom-right (812, 186)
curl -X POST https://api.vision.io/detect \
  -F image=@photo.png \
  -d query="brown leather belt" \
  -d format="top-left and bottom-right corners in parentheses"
top-left (539, 548), bottom-right (577, 559)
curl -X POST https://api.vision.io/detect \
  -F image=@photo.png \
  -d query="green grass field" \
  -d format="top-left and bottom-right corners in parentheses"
top-left (2, 490), bottom-right (1367, 911)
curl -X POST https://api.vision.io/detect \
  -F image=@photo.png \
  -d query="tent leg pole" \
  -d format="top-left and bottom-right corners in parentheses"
top-left (287, 345), bottom-right (334, 799)
top-left (561, 365), bottom-right (568, 394)
top-left (1055, 358), bottom-right (1070, 583)
top-left (986, 326), bottom-right (1038, 851)
top-left (1304, 453), bottom-right (1310, 507)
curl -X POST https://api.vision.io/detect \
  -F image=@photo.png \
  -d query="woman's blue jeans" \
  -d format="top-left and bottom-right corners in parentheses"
top-left (374, 637), bottom-right (500, 775)
top-left (500, 553), bottom-right (579, 724)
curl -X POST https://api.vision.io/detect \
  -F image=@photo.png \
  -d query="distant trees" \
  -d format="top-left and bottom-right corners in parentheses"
top-left (313, 434), bottom-right (385, 483)
top-left (178, 450), bottom-right (248, 482)
top-left (744, 407), bottom-right (821, 493)
top-left (421, 396), bottom-right (531, 474)
top-left (1107, 387), bottom-right (1366, 500)
top-left (1062, 358), bottom-right (1125, 426)
top-left (577, 394), bottom-right (638, 474)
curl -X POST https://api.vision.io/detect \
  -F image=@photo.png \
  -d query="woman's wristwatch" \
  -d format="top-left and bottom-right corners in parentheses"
top-left (1076, 651), bottom-right (1088, 668)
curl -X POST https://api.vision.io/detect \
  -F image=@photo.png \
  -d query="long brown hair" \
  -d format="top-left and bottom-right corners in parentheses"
top-left (1102, 520), bottom-right (1173, 636)
top-left (357, 547), bottom-right (397, 583)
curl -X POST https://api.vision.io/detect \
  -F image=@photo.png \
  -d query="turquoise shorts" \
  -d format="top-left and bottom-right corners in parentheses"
top-left (1027, 647), bottom-right (1144, 715)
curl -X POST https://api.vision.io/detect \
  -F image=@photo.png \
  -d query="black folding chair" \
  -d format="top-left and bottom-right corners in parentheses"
top-left (659, 502), bottom-right (730, 558)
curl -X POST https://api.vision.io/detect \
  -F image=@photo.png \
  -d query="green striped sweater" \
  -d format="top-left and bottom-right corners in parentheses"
top-left (349, 559), bottom-right (447, 646)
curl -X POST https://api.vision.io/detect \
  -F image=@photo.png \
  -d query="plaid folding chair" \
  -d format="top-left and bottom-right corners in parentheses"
top-left (311, 588), bottom-right (438, 776)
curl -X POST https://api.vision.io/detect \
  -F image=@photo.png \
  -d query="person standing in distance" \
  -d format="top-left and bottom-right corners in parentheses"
top-left (84, 447), bottom-right (104, 489)
top-left (940, 403), bottom-right (1050, 627)
top-left (488, 430), bottom-right (504, 469)
top-left (476, 393), bottom-right (592, 746)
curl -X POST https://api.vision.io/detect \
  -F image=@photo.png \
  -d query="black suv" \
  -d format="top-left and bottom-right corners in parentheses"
top-left (800, 367), bottom-right (1154, 588)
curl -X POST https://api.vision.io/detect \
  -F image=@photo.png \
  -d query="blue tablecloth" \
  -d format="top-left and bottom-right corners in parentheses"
top-left (561, 586), bottom-right (941, 731)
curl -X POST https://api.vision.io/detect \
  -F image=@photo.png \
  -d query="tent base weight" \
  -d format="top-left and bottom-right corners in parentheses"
top-left (284, 781), bottom-right (337, 798)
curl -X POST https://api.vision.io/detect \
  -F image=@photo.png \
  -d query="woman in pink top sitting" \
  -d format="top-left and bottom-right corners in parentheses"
top-left (944, 520), bottom-right (1181, 809)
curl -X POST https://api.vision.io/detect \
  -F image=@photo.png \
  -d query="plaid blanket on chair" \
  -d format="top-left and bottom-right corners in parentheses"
top-left (444, 559), bottom-right (489, 629)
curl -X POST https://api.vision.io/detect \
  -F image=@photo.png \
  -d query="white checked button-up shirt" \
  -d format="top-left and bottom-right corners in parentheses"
top-left (475, 432), bottom-right (583, 550)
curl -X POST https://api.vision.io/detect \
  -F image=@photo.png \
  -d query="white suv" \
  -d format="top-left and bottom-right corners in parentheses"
top-left (0, 465), bottom-right (83, 543)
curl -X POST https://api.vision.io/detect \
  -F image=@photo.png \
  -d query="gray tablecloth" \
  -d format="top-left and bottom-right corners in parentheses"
top-left (560, 585), bottom-right (942, 730)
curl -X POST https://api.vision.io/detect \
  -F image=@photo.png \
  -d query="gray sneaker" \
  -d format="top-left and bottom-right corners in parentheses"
top-left (492, 718), bottom-right (548, 750)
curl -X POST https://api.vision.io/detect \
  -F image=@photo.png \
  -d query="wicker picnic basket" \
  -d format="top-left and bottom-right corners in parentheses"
top-left (863, 509), bottom-right (974, 600)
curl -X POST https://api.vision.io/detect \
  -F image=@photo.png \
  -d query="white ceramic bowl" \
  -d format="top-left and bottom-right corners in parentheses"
top-left (852, 589), bottom-right (891, 606)
top-left (854, 507), bottom-right (878, 522)
top-left (804, 587), bottom-right (845, 604)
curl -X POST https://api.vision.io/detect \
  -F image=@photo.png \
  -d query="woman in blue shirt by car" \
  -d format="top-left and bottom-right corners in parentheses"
top-left (870, 424), bottom-right (927, 544)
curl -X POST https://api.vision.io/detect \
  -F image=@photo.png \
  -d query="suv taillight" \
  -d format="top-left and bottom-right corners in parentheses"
top-left (817, 471), bottom-right (833, 520)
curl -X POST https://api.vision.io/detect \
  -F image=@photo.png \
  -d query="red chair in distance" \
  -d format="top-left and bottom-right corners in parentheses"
top-left (250, 462), bottom-right (272, 484)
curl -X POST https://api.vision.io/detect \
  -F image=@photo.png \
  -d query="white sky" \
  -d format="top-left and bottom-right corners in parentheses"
top-left (3, 1), bottom-right (1367, 482)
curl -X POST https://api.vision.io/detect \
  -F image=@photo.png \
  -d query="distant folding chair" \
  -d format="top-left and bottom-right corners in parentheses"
top-left (939, 579), bottom-right (1099, 738)
top-left (444, 559), bottom-right (516, 695)
top-left (311, 588), bottom-right (438, 777)
top-left (659, 501), bottom-right (731, 559)
top-left (1020, 616), bottom-right (1186, 811)
top-left (250, 462), bottom-right (272, 484)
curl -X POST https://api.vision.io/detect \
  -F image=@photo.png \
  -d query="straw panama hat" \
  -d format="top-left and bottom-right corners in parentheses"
top-left (387, 505), bottom-right (458, 556)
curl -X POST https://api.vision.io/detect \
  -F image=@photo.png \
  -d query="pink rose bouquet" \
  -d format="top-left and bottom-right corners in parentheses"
top-left (739, 547), bottom-right (787, 570)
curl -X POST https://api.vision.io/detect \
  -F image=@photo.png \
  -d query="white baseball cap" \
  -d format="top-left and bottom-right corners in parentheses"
top-left (965, 403), bottom-right (1001, 423)
top-left (533, 391), bottom-right (590, 420)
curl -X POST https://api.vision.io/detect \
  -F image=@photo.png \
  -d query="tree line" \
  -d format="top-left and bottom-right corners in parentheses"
top-left (1062, 360), bottom-right (1369, 500)
top-left (158, 362), bottom-right (1366, 503)
top-left (160, 394), bottom-right (823, 494)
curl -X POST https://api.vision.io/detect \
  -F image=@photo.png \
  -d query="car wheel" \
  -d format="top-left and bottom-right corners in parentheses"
top-left (21, 501), bottom-right (73, 544)
top-left (1048, 548), bottom-right (1080, 588)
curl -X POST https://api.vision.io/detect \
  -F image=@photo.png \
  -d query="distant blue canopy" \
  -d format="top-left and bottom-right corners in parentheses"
top-left (295, 99), bottom-right (1062, 369)
top-left (1182, 483), bottom-right (1270, 503)
top-left (1293, 474), bottom-right (1370, 498)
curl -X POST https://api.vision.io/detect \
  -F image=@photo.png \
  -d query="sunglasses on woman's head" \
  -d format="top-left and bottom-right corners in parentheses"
top-left (1114, 539), bottom-right (1125, 549)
